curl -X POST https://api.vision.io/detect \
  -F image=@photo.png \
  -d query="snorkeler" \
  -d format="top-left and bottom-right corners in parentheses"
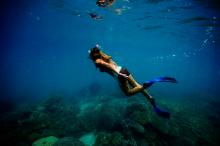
top-left (89, 12), bottom-right (103, 20)
top-left (96, 0), bottom-right (115, 7)
top-left (89, 44), bottom-right (177, 118)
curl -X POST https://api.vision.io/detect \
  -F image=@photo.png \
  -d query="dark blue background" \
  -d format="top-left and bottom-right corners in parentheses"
top-left (1, 0), bottom-right (220, 108)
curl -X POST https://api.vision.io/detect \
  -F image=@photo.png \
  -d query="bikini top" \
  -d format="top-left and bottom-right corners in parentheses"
top-left (95, 62), bottom-right (122, 79)
top-left (95, 62), bottom-right (114, 76)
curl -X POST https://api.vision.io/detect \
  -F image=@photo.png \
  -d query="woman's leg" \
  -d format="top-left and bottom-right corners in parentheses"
top-left (124, 75), bottom-right (143, 96)
top-left (119, 75), bottom-right (141, 96)
top-left (127, 75), bottom-right (155, 106)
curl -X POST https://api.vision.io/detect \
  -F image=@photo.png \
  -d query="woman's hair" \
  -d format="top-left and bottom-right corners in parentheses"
top-left (89, 47), bottom-right (111, 62)
top-left (89, 47), bottom-right (101, 61)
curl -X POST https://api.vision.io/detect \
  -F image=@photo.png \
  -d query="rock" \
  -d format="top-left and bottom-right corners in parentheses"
top-left (79, 133), bottom-right (96, 146)
top-left (111, 132), bottom-right (124, 146)
top-left (54, 137), bottom-right (85, 146)
top-left (32, 136), bottom-right (59, 146)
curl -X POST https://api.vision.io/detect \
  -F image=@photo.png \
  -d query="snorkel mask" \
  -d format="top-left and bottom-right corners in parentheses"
top-left (88, 44), bottom-right (100, 53)
top-left (88, 44), bottom-right (101, 61)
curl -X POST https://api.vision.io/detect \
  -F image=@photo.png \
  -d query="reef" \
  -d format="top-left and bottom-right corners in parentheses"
top-left (0, 95), bottom-right (219, 146)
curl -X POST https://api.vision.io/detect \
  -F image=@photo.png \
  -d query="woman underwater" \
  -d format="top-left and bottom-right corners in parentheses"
top-left (89, 44), bottom-right (177, 118)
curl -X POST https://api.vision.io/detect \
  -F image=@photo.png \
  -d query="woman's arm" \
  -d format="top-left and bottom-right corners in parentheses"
top-left (95, 59), bottom-right (112, 69)
top-left (95, 59), bottom-right (128, 78)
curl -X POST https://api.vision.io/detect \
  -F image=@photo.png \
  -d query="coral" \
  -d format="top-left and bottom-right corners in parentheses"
top-left (77, 101), bottom-right (123, 132)
top-left (121, 102), bottom-right (149, 137)
top-left (95, 103), bottom-right (122, 131)
top-left (41, 96), bottom-right (64, 114)
top-left (121, 119), bottom-right (145, 136)
top-left (125, 102), bottom-right (149, 125)
top-left (1, 94), bottom-right (220, 146)
top-left (130, 111), bottom-right (149, 125)
top-left (96, 109), bottom-right (119, 130)
top-left (111, 132), bottom-right (124, 146)
top-left (32, 136), bottom-right (59, 146)
top-left (94, 131), bottom-right (137, 146)
top-left (94, 132), bottom-right (112, 146)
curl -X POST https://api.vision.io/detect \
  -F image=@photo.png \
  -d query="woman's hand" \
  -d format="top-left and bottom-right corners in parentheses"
top-left (118, 72), bottom-right (129, 78)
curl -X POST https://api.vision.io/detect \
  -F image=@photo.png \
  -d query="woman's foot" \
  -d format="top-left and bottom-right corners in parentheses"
top-left (149, 96), bottom-right (156, 107)
top-left (143, 81), bottom-right (154, 89)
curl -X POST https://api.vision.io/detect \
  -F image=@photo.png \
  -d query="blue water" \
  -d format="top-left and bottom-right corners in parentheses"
top-left (1, 0), bottom-right (220, 102)
top-left (1, 0), bottom-right (220, 145)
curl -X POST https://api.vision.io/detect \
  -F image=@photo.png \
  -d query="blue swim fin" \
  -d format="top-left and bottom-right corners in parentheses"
top-left (143, 76), bottom-right (177, 89)
top-left (148, 97), bottom-right (170, 119)
top-left (153, 106), bottom-right (170, 119)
